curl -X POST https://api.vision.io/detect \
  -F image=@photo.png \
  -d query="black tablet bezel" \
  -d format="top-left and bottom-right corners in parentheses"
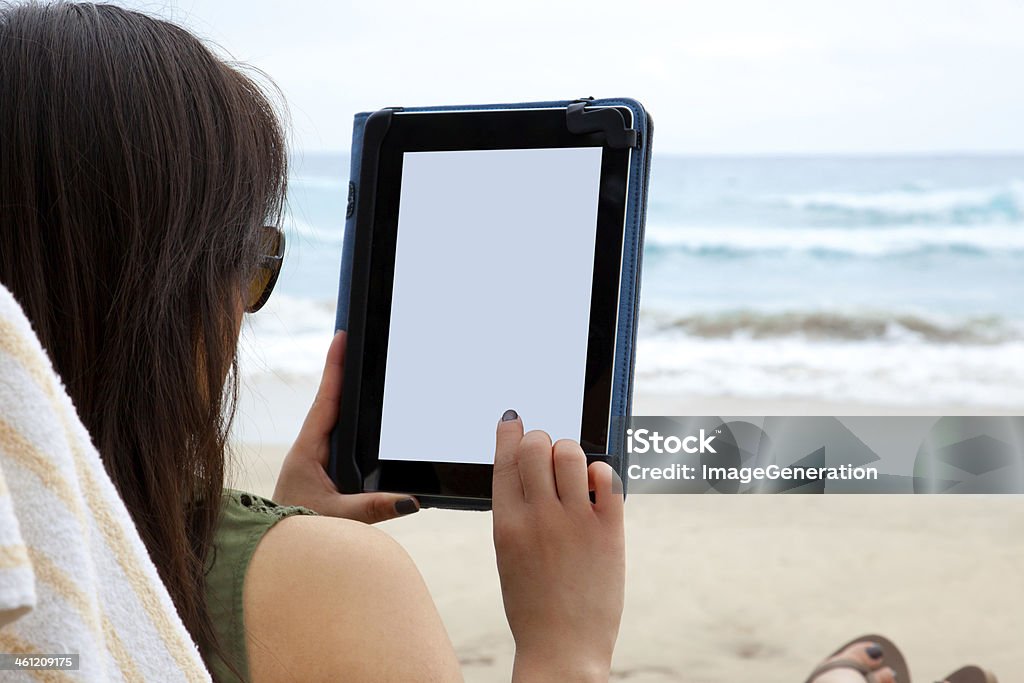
top-left (339, 106), bottom-right (632, 504)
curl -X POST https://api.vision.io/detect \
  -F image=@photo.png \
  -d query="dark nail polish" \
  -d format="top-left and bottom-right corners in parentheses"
top-left (501, 409), bottom-right (519, 422)
top-left (866, 644), bottom-right (883, 660)
top-left (394, 498), bottom-right (419, 515)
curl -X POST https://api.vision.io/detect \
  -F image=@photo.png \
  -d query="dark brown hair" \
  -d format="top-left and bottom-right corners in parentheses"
top-left (0, 0), bottom-right (287, 672)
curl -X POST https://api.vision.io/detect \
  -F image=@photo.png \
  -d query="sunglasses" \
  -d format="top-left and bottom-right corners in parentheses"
top-left (245, 226), bottom-right (285, 313)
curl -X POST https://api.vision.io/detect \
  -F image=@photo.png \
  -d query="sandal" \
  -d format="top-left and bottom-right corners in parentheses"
top-left (805, 634), bottom-right (911, 683)
top-left (939, 665), bottom-right (998, 683)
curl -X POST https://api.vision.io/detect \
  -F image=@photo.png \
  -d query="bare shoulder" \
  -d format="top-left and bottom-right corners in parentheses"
top-left (243, 515), bottom-right (462, 683)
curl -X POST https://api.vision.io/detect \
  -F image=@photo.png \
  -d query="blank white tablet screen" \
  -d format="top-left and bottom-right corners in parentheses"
top-left (378, 147), bottom-right (604, 464)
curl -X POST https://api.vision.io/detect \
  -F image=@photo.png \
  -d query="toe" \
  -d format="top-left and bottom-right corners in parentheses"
top-left (811, 641), bottom-right (895, 683)
top-left (831, 641), bottom-right (888, 672)
top-left (872, 667), bottom-right (898, 683)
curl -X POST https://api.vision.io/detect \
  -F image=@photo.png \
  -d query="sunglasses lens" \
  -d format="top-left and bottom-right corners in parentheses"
top-left (246, 227), bottom-right (283, 313)
top-left (247, 267), bottom-right (273, 311)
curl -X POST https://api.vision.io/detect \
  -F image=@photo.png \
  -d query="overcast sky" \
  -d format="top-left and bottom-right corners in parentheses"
top-left (121, 0), bottom-right (1024, 155)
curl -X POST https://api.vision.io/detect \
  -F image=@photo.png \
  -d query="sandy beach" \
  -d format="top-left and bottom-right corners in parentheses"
top-left (230, 376), bottom-right (1024, 682)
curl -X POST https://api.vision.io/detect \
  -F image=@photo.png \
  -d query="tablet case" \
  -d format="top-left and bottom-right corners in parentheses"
top-left (330, 97), bottom-right (653, 508)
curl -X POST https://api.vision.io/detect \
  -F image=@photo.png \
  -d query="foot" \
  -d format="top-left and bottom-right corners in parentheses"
top-left (811, 640), bottom-right (899, 683)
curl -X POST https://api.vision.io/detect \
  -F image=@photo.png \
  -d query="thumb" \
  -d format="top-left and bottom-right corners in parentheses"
top-left (318, 492), bottom-right (420, 524)
top-left (293, 331), bottom-right (346, 460)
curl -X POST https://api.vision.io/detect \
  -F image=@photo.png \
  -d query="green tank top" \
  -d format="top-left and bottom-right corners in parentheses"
top-left (204, 489), bottom-right (317, 682)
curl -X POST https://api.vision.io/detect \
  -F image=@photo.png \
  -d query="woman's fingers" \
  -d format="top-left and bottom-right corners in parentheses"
top-left (495, 416), bottom-right (604, 509)
top-left (495, 414), bottom-right (576, 507)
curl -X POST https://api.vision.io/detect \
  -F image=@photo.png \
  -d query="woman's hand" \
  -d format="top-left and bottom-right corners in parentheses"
top-left (492, 411), bottom-right (625, 683)
top-left (273, 331), bottom-right (419, 523)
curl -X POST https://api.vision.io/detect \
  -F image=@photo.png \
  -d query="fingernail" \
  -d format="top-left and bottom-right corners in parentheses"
top-left (501, 409), bottom-right (519, 422)
top-left (866, 644), bottom-right (883, 660)
top-left (394, 498), bottom-right (419, 515)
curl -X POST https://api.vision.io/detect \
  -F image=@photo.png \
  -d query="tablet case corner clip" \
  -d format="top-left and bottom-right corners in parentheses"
top-left (566, 101), bottom-right (639, 149)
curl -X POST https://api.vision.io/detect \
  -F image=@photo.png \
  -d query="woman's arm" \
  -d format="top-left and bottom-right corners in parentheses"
top-left (243, 514), bottom-right (463, 682)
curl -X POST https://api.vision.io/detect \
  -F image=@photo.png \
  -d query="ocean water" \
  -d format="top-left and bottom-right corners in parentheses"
top-left (240, 153), bottom-right (1024, 409)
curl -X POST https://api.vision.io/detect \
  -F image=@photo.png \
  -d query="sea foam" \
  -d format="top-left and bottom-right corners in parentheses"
top-left (769, 180), bottom-right (1024, 224)
top-left (644, 223), bottom-right (1024, 257)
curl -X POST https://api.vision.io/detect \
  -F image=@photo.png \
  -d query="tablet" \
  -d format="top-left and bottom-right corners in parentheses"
top-left (329, 98), bottom-right (653, 509)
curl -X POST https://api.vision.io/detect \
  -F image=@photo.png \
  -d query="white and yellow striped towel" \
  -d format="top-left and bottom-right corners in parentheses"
top-left (0, 284), bottom-right (211, 682)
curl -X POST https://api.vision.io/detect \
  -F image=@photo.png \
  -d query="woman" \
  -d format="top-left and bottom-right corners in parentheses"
top-left (0, 4), bottom-right (960, 683)
top-left (0, 3), bottom-right (624, 681)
